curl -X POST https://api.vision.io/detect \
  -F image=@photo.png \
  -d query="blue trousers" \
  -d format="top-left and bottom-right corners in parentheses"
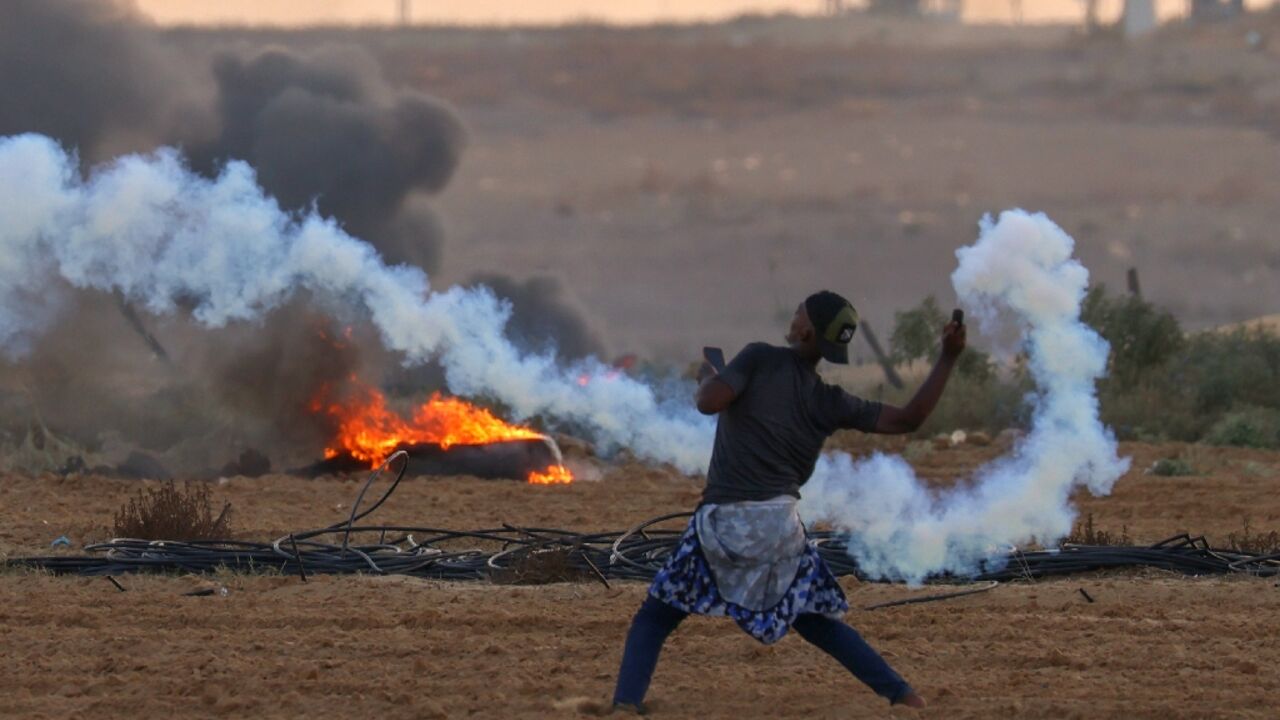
top-left (613, 595), bottom-right (911, 707)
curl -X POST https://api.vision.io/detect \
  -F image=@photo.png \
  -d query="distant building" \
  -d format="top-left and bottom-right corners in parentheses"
top-left (867, 0), bottom-right (924, 15)
top-left (860, 0), bottom-right (963, 17)
top-left (1190, 0), bottom-right (1246, 22)
top-left (1123, 0), bottom-right (1157, 37)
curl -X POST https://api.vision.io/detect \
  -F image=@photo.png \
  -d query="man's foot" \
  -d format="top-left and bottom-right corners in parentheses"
top-left (895, 690), bottom-right (927, 709)
top-left (612, 701), bottom-right (647, 715)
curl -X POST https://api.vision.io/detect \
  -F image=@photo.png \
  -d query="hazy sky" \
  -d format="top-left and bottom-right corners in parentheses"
top-left (134, 0), bottom-right (1274, 27)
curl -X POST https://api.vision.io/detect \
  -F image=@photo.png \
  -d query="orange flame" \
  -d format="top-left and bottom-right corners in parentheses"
top-left (528, 464), bottom-right (574, 485)
top-left (311, 379), bottom-right (573, 485)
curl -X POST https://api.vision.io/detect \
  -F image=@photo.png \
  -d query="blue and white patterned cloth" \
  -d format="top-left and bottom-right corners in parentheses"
top-left (647, 500), bottom-right (849, 645)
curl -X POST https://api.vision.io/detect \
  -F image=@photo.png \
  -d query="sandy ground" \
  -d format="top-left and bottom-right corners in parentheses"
top-left (2, 441), bottom-right (1278, 719)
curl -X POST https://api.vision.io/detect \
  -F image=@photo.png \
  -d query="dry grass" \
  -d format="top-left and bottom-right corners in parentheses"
top-left (489, 546), bottom-right (596, 585)
top-left (112, 481), bottom-right (233, 541)
top-left (1065, 512), bottom-right (1280, 555)
top-left (1063, 513), bottom-right (1132, 546)
top-left (1225, 520), bottom-right (1280, 556)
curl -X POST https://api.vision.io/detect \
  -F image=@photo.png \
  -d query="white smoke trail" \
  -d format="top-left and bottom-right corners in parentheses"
top-left (798, 210), bottom-right (1131, 584)
top-left (0, 134), bottom-right (714, 472)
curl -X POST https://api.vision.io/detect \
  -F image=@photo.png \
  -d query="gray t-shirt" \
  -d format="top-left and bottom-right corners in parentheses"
top-left (701, 342), bottom-right (882, 505)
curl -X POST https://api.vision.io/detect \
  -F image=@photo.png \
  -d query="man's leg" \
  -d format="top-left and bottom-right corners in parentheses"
top-left (612, 595), bottom-right (689, 708)
top-left (791, 614), bottom-right (922, 706)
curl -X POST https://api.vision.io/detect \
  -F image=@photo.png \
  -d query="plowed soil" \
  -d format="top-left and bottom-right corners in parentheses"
top-left (2, 441), bottom-right (1278, 719)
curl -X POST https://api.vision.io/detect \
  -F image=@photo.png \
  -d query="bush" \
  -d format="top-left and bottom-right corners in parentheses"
top-left (1082, 289), bottom-right (1280, 444)
top-left (1176, 328), bottom-right (1280, 416)
top-left (1203, 406), bottom-right (1280, 449)
top-left (1149, 457), bottom-right (1196, 476)
top-left (890, 296), bottom-right (947, 366)
top-left (1098, 379), bottom-right (1203, 442)
top-left (113, 481), bottom-right (233, 541)
top-left (1082, 286), bottom-right (1184, 387)
top-left (890, 295), bottom-right (992, 382)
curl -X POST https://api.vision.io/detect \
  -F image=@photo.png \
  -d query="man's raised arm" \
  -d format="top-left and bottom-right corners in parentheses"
top-left (874, 316), bottom-right (966, 434)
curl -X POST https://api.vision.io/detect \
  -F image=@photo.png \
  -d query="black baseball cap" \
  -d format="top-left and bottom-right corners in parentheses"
top-left (804, 290), bottom-right (859, 365)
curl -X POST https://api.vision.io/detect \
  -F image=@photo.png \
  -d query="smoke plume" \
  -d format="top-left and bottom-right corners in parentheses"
top-left (0, 135), bottom-right (711, 471)
top-left (798, 211), bottom-right (1131, 584)
top-left (0, 1), bottom-right (183, 159)
top-left (189, 46), bottom-right (465, 274)
top-left (469, 273), bottom-right (606, 361)
top-left (0, 1), bottom-right (465, 275)
top-left (0, 1), bottom-right (477, 468)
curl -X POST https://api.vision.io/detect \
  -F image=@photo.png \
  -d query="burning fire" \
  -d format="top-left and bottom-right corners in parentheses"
top-left (310, 379), bottom-right (572, 484)
top-left (528, 464), bottom-right (574, 485)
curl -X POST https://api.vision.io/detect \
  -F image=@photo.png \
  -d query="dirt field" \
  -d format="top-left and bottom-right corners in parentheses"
top-left (2, 441), bottom-right (1278, 719)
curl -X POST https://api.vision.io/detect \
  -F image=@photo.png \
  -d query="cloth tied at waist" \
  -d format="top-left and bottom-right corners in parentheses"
top-left (694, 495), bottom-right (807, 612)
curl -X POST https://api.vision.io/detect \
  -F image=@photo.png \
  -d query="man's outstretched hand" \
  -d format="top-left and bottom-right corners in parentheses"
top-left (941, 313), bottom-right (967, 360)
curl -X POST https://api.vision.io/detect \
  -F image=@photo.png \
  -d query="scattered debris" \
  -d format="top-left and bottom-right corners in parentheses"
top-left (967, 431), bottom-right (992, 447)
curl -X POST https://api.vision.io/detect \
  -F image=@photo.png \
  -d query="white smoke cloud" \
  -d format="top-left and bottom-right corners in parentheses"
top-left (0, 134), bottom-right (713, 472)
top-left (798, 210), bottom-right (1131, 584)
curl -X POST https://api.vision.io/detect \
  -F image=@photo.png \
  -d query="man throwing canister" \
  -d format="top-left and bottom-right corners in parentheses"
top-left (612, 290), bottom-right (965, 713)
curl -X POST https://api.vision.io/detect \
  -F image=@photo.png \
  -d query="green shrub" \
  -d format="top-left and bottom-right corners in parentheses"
top-left (1086, 289), bottom-right (1279, 444)
top-left (890, 296), bottom-right (947, 366)
top-left (890, 295), bottom-right (992, 382)
top-left (1203, 406), bottom-right (1280, 449)
top-left (1098, 374), bottom-right (1204, 442)
top-left (1082, 286), bottom-right (1184, 387)
top-left (1149, 457), bottom-right (1196, 476)
top-left (1176, 328), bottom-right (1280, 416)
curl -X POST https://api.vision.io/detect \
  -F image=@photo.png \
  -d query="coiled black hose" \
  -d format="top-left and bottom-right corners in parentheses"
top-left (8, 455), bottom-right (1279, 585)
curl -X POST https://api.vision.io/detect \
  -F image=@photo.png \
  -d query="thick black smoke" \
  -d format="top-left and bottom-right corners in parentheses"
top-left (0, 1), bottom-right (183, 158)
top-left (0, 1), bottom-right (463, 272)
top-left (0, 0), bottom-right (471, 473)
top-left (189, 46), bottom-right (464, 273)
top-left (470, 274), bottom-right (606, 362)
